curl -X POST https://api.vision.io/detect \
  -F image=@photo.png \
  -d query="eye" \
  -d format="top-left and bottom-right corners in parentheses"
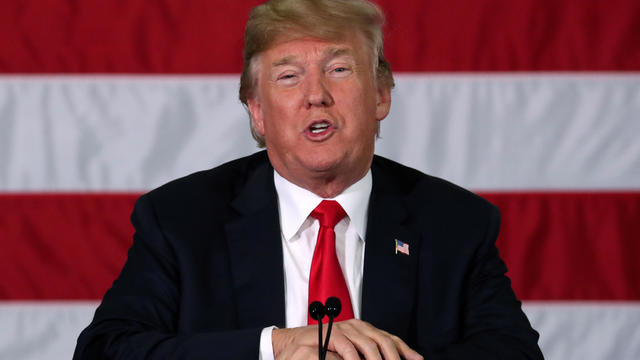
top-left (278, 74), bottom-right (296, 80)
top-left (276, 72), bottom-right (300, 86)
top-left (328, 65), bottom-right (352, 78)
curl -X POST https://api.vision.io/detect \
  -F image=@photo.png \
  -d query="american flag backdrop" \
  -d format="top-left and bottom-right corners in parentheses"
top-left (1, 0), bottom-right (639, 359)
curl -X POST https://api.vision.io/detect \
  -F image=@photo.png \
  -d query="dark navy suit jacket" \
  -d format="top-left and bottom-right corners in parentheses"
top-left (74, 151), bottom-right (543, 359)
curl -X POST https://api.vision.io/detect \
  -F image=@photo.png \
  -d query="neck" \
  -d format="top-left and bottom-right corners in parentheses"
top-left (302, 179), bottom-right (351, 199)
top-left (277, 168), bottom-right (368, 199)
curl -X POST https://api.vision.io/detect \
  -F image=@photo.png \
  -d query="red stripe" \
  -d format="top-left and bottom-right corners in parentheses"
top-left (1, 192), bottom-right (639, 300)
top-left (484, 192), bottom-right (640, 301)
top-left (0, 193), bottom-right (137, 300)
top-left (0, 0), bottom-right (638, 73)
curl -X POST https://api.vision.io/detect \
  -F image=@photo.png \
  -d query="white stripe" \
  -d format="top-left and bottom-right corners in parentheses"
top-left (380, 73), bottom-right (640, 190)
top-left (523, 301), bottom-right (640, 360)
top-left (1, 74), bottom-right (638, 191)
top-left (0, 301), bottom-right (98, 360)
top-left (0, 76), bottom-right (257, 192)
top-left (1, 301), bottom-right (638, 360)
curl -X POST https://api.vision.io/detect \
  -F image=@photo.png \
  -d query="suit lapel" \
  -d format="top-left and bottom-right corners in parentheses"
top-left (361, 160), bottom-right (420, 340)
top-left (224, 157), bottom-right (286, 328)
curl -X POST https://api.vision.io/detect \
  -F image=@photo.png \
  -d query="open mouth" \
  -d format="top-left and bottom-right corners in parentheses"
top-left (309, 121), bottom-right (331, 134)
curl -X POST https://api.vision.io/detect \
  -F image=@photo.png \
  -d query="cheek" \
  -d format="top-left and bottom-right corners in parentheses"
top-left (261, 100), bottom-right (299, 138)
top-left (342, 94), bottom-right (378, 128)
top-left (335, 79), bottom-right (375, 109)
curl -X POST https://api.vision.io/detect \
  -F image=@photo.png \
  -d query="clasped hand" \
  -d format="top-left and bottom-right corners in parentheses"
top-left (273, 319), bottom-right (423, 360)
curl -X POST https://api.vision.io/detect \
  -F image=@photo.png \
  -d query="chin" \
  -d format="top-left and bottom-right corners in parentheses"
top-left (303, 157), bottom-right (341, 174)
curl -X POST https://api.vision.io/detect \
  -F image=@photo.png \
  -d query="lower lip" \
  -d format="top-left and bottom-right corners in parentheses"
top-left (304, 125), bottom-right (335, 141)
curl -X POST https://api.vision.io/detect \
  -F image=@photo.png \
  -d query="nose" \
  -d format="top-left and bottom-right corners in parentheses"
top-left (305, 71), bottom-right (334, 108)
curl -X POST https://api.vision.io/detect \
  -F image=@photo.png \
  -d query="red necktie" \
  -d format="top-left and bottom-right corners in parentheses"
top-left (307, 200), bottom-right (355, 324)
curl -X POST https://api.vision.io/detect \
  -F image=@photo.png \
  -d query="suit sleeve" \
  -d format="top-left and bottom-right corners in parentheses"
top-left (422, 205), bottom-right (544, 360)
top-left (73, 194), bottom-right (261, 360)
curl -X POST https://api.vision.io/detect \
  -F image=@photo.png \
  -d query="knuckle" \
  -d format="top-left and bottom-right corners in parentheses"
top-left (389, 334), bottom-right (402, 344)
top-left (331, 335), bottom-right (350, 352)
top-left (380, 336), bottom-right (395, 348)
top-left (362, 338), bottom-right (379, 352)
top-left (292, 345), bottom-right (313, 357)
top-left (334, 343), bottom-right (358, 358)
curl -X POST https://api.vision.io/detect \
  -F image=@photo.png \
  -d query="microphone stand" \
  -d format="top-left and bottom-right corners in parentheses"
top-left (308, 301), bottom-right (325, 360)
top-left (322, 297), bottom-right (342, 360)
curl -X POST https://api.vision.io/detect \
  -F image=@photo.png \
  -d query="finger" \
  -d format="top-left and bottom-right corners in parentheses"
top-left (325, 350), bottom-right (345, 360)
top-left (337, 320), bottom-right (421, 360)
top-left (342, 329), bottom-right (384, 360)
top-left (326, 328), bottom-right (365, 360)
top-left (331, 321), bottom-right (383, 360)
top-left (367, 330), bottom-right (401, 360)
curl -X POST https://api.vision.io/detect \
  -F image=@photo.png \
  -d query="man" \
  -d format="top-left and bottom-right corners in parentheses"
top-left (74, 0), bottom-right (543, 359)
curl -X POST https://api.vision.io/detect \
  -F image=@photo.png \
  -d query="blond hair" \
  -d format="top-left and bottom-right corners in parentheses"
top-left (239, 0), bottom-right (395, 147)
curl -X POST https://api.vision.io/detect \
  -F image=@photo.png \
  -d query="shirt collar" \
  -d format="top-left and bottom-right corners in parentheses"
top-left (273, 169), bottom-right (372, 242)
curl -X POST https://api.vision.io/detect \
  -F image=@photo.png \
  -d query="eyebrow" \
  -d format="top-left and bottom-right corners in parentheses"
top-left (326, 47), bottom-right (354, 60)
top-left (272, 55), bottom-right (297, 68)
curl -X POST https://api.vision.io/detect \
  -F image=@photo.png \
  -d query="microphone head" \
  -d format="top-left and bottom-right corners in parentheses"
top-left (308, 301), bottom-right (326, 321)
top-left (324, 297), bottom-right (342, 318)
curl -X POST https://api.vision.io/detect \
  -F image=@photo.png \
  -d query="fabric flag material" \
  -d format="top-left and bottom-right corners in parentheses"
top-left (1, 1), bottom-right (639, 359)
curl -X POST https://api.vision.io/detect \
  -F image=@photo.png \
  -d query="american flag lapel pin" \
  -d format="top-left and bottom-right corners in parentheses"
top-left (395, 239), bottom-right (410, 256)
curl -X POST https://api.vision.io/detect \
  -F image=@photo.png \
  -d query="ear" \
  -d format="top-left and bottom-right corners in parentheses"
top-left (247, 96), bottom-right (265, 135)
top-left (375, 85), bottom-right (391, 121)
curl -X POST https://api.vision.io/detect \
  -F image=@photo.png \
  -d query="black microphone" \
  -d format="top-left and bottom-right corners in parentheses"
top-left (322, 297), bottom-right (342, 359)
top-left (308, 301), bottom-right (326, 360)
top-left (325, 296), bottom-right (341, 318)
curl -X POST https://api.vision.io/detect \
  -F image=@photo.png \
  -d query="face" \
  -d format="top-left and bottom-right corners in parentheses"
top-left (247, 33), bottom-right (391, 196)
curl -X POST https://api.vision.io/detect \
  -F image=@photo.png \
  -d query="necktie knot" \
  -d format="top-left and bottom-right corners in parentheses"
top-left (311, 200), bottom-right (346, 229)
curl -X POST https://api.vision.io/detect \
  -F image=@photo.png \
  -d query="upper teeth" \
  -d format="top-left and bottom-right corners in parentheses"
top-left (310, 123), bottom-right (330, 133)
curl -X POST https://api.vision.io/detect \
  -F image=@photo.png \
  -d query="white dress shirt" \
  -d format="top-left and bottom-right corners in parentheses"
top-left (258, 169), bottom-right (372, 360)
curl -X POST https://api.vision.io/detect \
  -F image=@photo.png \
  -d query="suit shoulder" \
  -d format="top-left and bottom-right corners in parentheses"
top-left (137, 151), bottom-right (269, 210)
top-left (372, 155), bottom-right (497, 216)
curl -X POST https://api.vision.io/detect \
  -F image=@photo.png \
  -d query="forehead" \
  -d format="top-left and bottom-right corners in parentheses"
top-left (259, 34), bottom-right (368, 67)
